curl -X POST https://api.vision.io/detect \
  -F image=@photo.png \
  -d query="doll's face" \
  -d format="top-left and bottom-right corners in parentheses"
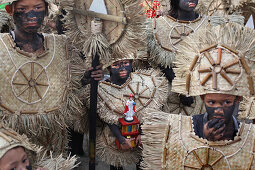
top-left (179, 0), bottom-right (198, 12)
top-left (9, 0), bottom-right (46, 33)
top-left (0, 147), bottom-right (30, 170)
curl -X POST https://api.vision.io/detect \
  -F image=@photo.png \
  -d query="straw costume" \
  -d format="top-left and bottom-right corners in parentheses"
top-left (0, 0), bottom-right (83, 155)
top-left (141, 19), bottom-right (255, 169)
top-left (146, 0), bottom-right (208, 68)
top-left (0, 124), bottom-right (77, 169)
top-left (89, 53), bottom-right (169, 167)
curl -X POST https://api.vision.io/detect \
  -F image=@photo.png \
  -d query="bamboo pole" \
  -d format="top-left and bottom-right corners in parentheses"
top-left (73, 8), bottom-right (127, 24)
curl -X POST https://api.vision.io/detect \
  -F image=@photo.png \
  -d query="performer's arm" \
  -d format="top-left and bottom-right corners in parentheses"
top-left (108, 124), bottom-right (125, 144)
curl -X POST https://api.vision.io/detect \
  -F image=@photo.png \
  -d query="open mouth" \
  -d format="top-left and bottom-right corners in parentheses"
top-left (188, 2), bottom-right (197, 8)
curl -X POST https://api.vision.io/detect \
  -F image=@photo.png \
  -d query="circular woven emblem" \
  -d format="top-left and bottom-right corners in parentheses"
top-left (11, 62), bottom-right (49, 104)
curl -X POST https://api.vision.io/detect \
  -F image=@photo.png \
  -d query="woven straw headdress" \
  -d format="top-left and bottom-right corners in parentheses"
top-left (1, 0), bottom-right (55, 3)
top-left (0, 124), bottom-right (40, 161)
top-left (172, 21), bottom-right (255, 97)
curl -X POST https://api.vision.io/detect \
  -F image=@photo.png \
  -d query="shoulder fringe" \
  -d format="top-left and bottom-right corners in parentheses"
top-left (96, 69), bottom-right (168, 125)
top-left (36, 152), bottom-right (79, 170)
top-left (141, 109), bottom-right (170, 170)
top-left (146, 19), bottom-right (175, 68)
top-left (239, 97), bottom-right (255, 120)
top-left (172, 22), bottom-right (255, 96)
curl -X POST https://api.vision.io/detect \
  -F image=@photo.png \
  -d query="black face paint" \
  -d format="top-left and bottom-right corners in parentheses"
top-left (179, 0), bottom-right (198, 12)
top-left (26, 164), bottom-right (32, 170)
top-left (13, 10), bottom-right (45, 33)
top-left (205, 101), bottom-right (237, 124)
top-left (110, 62), bottom-right (132, 86)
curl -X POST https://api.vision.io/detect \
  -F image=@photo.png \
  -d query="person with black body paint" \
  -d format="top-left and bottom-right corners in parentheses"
top-left (0, 0), bottom-right (103, 167)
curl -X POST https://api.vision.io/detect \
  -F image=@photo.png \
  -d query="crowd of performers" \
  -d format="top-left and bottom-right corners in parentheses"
top-left (1, 0), bottom-right (255, 169)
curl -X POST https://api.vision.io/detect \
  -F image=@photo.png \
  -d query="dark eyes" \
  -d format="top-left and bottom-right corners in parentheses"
top-left (207, 100), bottom-right (215, 105)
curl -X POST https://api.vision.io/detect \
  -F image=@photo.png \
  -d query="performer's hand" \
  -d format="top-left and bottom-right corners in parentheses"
top-left (203, 118), bottom-right (225, 141)
top-left (121, 138), bottom-right (134, 150)
top-left (136, 135), bottom-right (142, 148)
top-left (88, 64), bottom-right (104, 81)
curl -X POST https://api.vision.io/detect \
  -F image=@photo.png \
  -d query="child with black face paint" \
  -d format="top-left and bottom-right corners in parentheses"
top-left (0, 0), bottom-right (103, 161)
top-left (93, 57), bottom-right (168, 169)
top-left (192, 94), bottom-right (241, 141)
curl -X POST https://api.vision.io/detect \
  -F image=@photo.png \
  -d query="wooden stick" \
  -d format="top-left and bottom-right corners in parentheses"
top-left (35, 68), bottom-right (44, 81)
top-left (34, 86), bottom-right (42, 99)
top-left (210, 155), bottom-right (224, 166)
top-left (162, 147), bottom-right (167, 169)
top-left (36, 82), bottom-right (49, 86)
top-left (248, 154), bottom-right (254, 170)
top-left (222, 44), bottom-right (238, 55)
top-left (170, 35), bottom-right (181, 39)
top-left (206, 148), bottom-right (209, 165)
top-left (192, 150), bottom-right (204, 166)
top-left (204, 51), bottom-right (215, 66)
top-left (173, 39), bottom-right (182, 46)
top-left (45, 107), bottom-right (59, 113)
top-left (161, 45), bottom-right (173, 52)
top-left (174, 27), bottom-right (181, 36)
top-left (31, 62), bottom-right (34, 79)
top-left (139, 95), bottom-right (150, 99)
top-left (19, 69), bottom-right (29, 81)
top-left (186, 73), bottom-right (191, 93)
top-left (190, 134), bottom-right (207, 144)
top-left (189, 55), bottom-right (199, 71)
top-left (225, 69), bottom-right (241, 74)
top-left (18, 85), bottom-right (29, 97)
top-left (73, 8), bottom-right (127, 24)
top-left (198, 68), bottom-right (211, 73)
top-left (240, 57), bottom-right (251, 75)
top-left (220, 71), bottom-right (233, 86)
top-left (200, 44), bottom-right (217, 53)
top-left (16, 49), bottom-right (32, 57)
top-left (223, 59), bottom-right (239, 69)
top-left (28, 87), bottom-right (32, 103)
top-left (248, 76), bottom-right (254, 95)
top-left (12, 82), bottom-right (27, 85)
top-left (212, 71), bottom-right (217, 90)
top-left (37, 51), bottom-right (49, 59)
top-left (128, 84), bottom-right (136, 95)
top-left (184, 164), bottom-right (200, 169)
top-left (151, 76), bottom-right (156, 87)
top-left (201, 73), bottom-right (212, 86)
top-left (185, 29), bottom-right (194, 36)
top-left (140, 87), bottom-right (149, 95)
top-left (136, 82), bottom-right (139, 95)
top-left (0, 103), bottom-right (14, 113)
top-left (217, 48), bottom-right (222, 65)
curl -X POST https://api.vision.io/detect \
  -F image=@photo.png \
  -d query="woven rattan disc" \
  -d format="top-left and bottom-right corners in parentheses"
top-left (74, 0), bottom-right (125, 45)
top-left (183, 147), bottom-right (230, 169)
top-left (12, 62), bottom-right (49, 104)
